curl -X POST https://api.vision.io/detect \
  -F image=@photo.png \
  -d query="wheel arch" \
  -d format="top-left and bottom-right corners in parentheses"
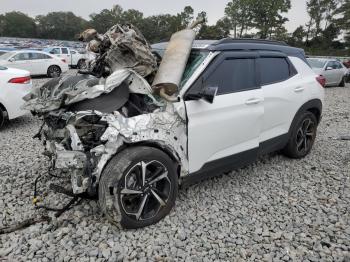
top-left (0, 101), bottom-right (9, 117)
top-left (288, 99), bottom-right (323, 136)
top-left (125, 141), bottom-right (182, 177)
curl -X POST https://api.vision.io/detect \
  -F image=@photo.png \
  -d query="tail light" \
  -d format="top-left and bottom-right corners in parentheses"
top-left (8, 76), bottom-right (31, 84)
top-left (316, 75), bottom-right (326, 87)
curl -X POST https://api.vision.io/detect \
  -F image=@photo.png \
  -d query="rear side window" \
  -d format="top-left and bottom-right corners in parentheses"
top-left (50, 48), bottom-right (60, 54)
top-left (259, 57), bottom-right (296, 86)
top-left (205, 58), bottom-right (256, 95)
top-left (62, 48), bottom-right (69, 54)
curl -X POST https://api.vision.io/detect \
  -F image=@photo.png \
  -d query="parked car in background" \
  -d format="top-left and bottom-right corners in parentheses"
top-left (307, 58), bottom-right (348, 86)
top-left (0, 66), bottom-right (32, 128)
top-left (0, 50), bottom-right (68, 77)
top-left (43, 46), bottom-right (88, 69)
top-left (0, 47), bottom-right (17, 56)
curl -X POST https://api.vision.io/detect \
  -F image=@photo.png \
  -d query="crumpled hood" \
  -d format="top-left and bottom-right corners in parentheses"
top-left (22, 69), bottom-right (161, 113)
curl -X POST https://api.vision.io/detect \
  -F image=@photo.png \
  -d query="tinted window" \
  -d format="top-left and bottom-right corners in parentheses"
top-left (334, 61), bottom-right (343, 69)
top-left (260, 57), bottom-right (292, 85)
top-left (205, 58), bottom-right (256, 95)
top-left (50, 48), bottom-right (60, 54)
top-left (62, 48), bottom-right (69, 54)
top-left (14, 53), bottom-right (31, 61)
top-left (31, 53), bottom-right (51, 59)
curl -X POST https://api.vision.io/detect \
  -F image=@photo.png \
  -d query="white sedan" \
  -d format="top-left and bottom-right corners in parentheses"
top-left (0, 50), bottom-right (69, 78)
top-left (0, 66), bottom-right (32, 128)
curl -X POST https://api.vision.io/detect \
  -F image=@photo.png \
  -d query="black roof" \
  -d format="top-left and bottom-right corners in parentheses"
top-left (152, 38), bottom-right (307, 62)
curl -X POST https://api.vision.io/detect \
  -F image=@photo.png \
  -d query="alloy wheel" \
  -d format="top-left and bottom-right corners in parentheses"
top-left (117, 160), bottom-right (171, 221)
top-left (49, 66), bottom-right (61, 77)
top-left (295, 118), bottom-right (316, 154)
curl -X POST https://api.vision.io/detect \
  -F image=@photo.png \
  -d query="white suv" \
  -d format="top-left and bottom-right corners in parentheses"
top-left (25, 39), bottom-right (324, 229)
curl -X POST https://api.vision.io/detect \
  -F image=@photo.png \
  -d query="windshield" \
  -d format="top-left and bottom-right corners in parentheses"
top-left (180, 50), bottom-right (209, 88)
top-left (0, 51), bottom-right (15, 60)
top-left (308, 59), bottom-right (326, 69)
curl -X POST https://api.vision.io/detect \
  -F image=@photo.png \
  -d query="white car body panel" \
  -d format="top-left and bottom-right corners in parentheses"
top-left (183, 52), bottom-right (324, 174)
top-left (186, 89), bottom-right (264, 173)
top-left (260, 56), bottom-right (324, 142)
top-left (0, 50), bottom-right (68, 76)
top-left (0, 67), bottom-right (31, 119)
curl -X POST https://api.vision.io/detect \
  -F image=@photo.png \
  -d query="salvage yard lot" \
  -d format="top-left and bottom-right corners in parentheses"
top-left (0, 70), bottom-right (349, 261)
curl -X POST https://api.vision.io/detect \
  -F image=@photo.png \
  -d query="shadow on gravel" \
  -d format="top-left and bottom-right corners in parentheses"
top-left (1, 114), bottom-right (34, 131)
top-left (0, 113), bottom-right (33, 133)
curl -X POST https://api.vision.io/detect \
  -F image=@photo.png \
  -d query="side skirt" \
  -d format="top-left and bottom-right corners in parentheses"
top-left (181, 134), bottom-right (289, 187)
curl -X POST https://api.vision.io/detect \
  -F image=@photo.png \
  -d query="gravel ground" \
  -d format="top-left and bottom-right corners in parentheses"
top-left (0, 71), bottom-right (349, 261)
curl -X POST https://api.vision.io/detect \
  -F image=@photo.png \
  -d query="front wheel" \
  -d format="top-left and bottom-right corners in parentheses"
top-left (98, 146), bottom-right (178, 229)
top-left (339, 76), bottom-right (345, 87)
top-left (283, 112), bottom-right (318, 159)
top-left (47, 65), bottom-right (61, 78)
top-left (77, 59), bottom-right (87, 69)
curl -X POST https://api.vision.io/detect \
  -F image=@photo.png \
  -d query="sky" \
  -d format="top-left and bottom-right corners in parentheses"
top-left (0, 0), bottom-right (309, 33)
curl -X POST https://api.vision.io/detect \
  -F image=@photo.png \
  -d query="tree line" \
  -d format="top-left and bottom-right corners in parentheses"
top-left (0, 0), bottom-right (349, 55)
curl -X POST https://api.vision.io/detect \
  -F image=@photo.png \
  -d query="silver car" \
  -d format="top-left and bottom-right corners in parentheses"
top-left (307, 58), bottom-right (349, 87)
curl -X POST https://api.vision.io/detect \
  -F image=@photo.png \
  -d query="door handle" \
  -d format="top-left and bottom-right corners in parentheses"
top-left (245, 98), bottom-right (261, 105)
top-left (294, 86), bottom-right (305, 92)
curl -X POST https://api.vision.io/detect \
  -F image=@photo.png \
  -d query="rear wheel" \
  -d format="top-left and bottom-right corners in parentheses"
top-left (0, 108), bottom-right (8, 129)
top-left (283, 112), bottom-right (318, 159)
top-left (99, 146), bottom-right (178, 229)
top-left (47, 65), bottom-right (61, 78)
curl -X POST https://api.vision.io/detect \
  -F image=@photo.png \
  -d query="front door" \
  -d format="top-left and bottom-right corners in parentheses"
top-left (184, 52), bottom-right (263, 173)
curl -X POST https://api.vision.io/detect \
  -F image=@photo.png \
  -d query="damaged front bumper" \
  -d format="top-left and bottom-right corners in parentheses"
top-left (41, 104), bottom-right (188, 196)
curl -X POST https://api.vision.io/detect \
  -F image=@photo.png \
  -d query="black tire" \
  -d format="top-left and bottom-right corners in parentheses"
top-left (77, 59), bottom-right (86, 70)
top-left (0, 108), bottom-right (7, 129)
top-left (47, 65), bottom-right (61, 78)
top-left (283, 112), bottom-right (318, 159)
top-left (339, 77), bottom-right (345, 87)
top-left (99, 146), bottom-right (178, 229)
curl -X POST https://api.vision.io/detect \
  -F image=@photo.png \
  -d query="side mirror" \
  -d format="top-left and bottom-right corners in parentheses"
top-left (187, 86), bottom-right (218, 104)
top-left (326, 66), bottom-right (333, 70)
top-left (49, 51), bottom-right (55, 54)
top-left (200, 86), bottom-right (218, 104)
top-left (9, 58), bottom-right (15, 62)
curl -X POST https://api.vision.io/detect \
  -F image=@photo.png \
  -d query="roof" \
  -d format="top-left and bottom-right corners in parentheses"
top-left (152, 38), bottom-right (306, 62)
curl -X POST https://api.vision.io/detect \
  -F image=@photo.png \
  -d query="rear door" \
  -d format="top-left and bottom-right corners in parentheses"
top-left (185, 52), bottom-right (263, 173)
top-left (10, 53), bottom-right (32, 73)
top-left (27, 53), bottom-right (45, 75)
top-left (257, 52), bottom-right (302, 145)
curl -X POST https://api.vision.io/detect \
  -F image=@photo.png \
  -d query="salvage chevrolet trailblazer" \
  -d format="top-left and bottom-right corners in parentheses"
top-left (23, 22), bottom-right (325, 229)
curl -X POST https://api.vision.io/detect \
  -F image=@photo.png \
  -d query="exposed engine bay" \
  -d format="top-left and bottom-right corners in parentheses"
top-left (22, 20), bottom-right (203, 195)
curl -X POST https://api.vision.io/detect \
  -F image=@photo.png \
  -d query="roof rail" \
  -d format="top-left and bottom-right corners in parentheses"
top-left (213, 38), bottom-right (288, 46)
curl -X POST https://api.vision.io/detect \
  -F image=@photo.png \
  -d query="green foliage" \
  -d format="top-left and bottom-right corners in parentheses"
top-left (36, 12), bottom-right (87, 40)
top-left (0, 1), bottom-right (348, 55)
top-left (334, 0), bottom-right (350, 47)
top-left (249, 0), bottom-right (291, 38)
top-left (224, 0), bottom-right (253, 38)
top-left (0, 12), bottom-right (36, 38)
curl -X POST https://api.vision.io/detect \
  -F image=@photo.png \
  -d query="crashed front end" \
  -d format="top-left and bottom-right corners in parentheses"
top-left (23, 21), bottom-right (201, 197)
top-left (39, 104), bottom-right (188, 195)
